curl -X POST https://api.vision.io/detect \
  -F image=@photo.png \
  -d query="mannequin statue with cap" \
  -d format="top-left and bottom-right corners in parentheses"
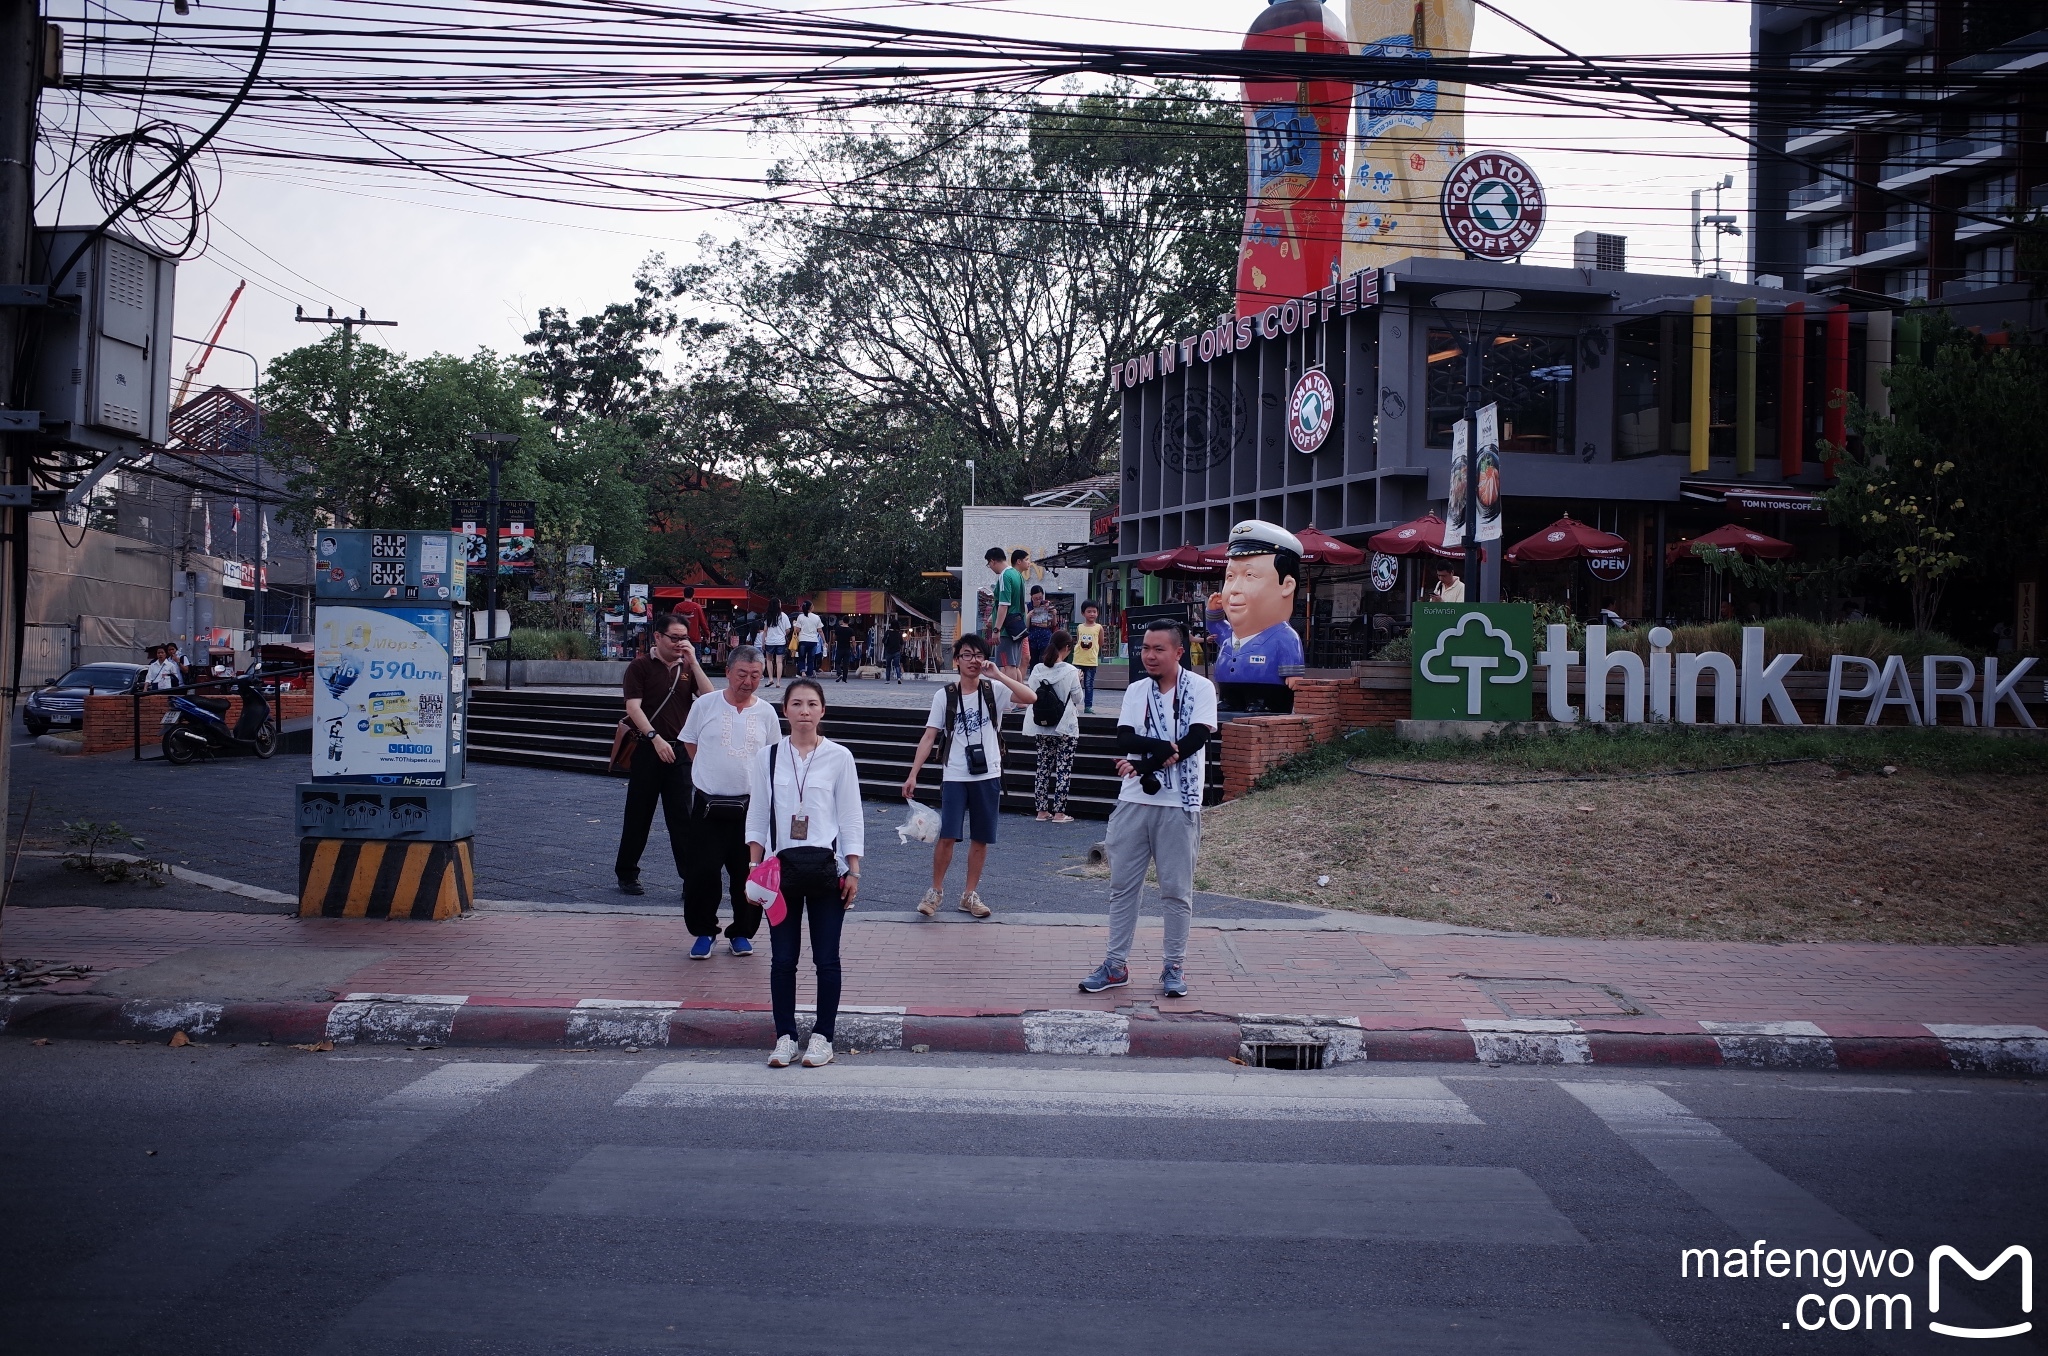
top-left (1213, 518), bottom-right (1307, 713)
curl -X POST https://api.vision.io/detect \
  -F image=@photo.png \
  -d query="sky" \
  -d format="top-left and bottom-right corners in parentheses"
top-left (41, 0), bottom-right (1757, 392)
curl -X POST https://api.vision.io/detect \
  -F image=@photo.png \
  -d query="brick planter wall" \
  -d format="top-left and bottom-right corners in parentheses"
top-left (83, 688), bottom-right (313, 756)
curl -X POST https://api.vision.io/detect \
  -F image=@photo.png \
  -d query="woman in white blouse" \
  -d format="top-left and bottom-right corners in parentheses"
top-left (746, 678), bottom-right (864, 1068)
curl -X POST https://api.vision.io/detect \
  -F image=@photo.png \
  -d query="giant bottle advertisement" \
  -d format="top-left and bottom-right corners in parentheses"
top-left (1234, 0), bottom-right (1351, 317)
top-left (1343, 0), bottom-right (1474, 271)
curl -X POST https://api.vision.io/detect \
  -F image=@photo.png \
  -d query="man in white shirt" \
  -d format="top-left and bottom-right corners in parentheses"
top-left (900, 633), bottom-right (1038, 918)
top-left (681, 645), bottom-right (784, 957)
top-left (1431, 567), bottom-right (1466, 604)
top-left (1079, 619), bottom-right (1218, 999)
top-left (793, 602), bottom-right (824, 676)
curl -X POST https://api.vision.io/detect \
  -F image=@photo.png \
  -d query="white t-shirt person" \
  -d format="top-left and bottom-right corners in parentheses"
top-left (681, 691), bottom-right (783, 797)
top-left (761, 612), bottom-right (790, 646)
top-left (794, 611), bottom-right (824, 645)
top-left (1117, 668), bottom-right (1220, 809)
top-left (924, 679), bottom-right (1014, 782)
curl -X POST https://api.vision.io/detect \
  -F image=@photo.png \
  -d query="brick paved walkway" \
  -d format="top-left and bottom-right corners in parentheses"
top-left (9, 903), bottom-right (2044, 1028)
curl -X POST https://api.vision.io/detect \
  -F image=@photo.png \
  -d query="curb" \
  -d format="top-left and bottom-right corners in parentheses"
top-left (3, 994), bottom-right (2044, 1075)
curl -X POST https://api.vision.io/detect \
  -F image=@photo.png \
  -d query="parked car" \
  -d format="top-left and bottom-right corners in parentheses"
top-left (23, 663), bottom-right (147, 736)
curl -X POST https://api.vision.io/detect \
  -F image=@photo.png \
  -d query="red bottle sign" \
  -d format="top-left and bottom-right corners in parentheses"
top-left (1235, 1), bottom-right (1352, 316)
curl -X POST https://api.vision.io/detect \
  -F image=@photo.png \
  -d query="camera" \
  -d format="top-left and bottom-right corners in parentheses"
top-left (1140, 771), bottom-right (1162, 796)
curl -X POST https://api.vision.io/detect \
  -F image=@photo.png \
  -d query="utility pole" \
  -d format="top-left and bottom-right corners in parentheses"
top-left (295, 306), bottom-right (395, 526)
top-left (0, 1), bottom-right (50, 894)
top-left (468, 432), bottom-right (517, 651)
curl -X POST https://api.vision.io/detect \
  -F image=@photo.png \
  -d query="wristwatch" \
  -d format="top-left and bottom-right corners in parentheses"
top-left (640, 729), bottom-right (658, 741)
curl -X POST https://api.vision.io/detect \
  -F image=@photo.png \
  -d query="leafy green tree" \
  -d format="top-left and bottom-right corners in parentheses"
top-left (1828, 317), bottom-right (2048, 634)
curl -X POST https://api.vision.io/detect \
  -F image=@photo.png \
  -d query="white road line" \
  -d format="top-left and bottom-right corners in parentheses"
top-left (618, 1062), bottom-right (1481, 1123)
top-left (533, 1147), bottom-right (1580, 1244)
top-left (24, 1062), bottom-right (537, 1354)
top-left (1560, 1081), bottom-right (1873, 1245)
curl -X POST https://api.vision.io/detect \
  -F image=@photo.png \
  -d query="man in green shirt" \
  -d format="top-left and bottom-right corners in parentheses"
top-left (985, 546), bottom-right (1029, 679)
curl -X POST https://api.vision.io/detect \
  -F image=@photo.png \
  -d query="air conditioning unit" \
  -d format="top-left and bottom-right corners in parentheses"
top-left (32, 226), bottom-right (177, 451)
top-left (1573, 231), bottom-right (1627, 272)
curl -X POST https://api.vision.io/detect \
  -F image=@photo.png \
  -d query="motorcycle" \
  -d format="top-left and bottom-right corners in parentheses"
top-left (161, 672), bottom-right (277, 764)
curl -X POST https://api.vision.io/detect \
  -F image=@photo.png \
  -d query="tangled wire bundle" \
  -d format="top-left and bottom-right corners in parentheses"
top-left (84, 120), bottom-right (217, 259)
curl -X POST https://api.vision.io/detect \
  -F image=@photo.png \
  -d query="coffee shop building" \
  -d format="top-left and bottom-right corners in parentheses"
top-left (1109, 247), bottom-right (1892, 634)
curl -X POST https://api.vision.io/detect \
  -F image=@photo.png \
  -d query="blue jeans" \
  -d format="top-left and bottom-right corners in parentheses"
top-left (769, 850), bottom-right (846, 1040)
top-left (797, 640), bottom-right (820, 674)
top-left (1078, 665), bottom-right (1096, 709)
top-left (885, 654), bottom-right (903, 681)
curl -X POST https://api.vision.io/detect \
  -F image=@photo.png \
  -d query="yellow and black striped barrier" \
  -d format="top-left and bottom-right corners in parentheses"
top-left (298, 838), bottom-right (473, 920)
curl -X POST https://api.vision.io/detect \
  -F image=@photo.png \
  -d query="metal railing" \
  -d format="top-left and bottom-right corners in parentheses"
top-left (1865, 220), bottom-right (1929, 253)
top-left (130, 664), bottom-right (313, 761)
top-left (1805, 241), bottom-right (1856, 269)
top-left (1788, 180), bottom-right (1848, 211)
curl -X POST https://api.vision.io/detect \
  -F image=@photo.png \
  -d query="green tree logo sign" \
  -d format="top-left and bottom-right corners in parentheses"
top-left (1410, 603), bottom-right (1535, 721)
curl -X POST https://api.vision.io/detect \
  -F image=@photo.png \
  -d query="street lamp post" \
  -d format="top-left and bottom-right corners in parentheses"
top-left (468, 432), bottom-right (519, 651)
top-left (1430, 289), bottom-right (1520, 602)
top-left (965, 458), bottom-right (976, 507)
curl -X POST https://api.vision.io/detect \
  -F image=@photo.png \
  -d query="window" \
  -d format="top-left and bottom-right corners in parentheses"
top-left (1884, 268), bottom-right (1929, 300)
top-left (1963, 172), bottom-right (2017, 211)
top-left (1425, 330), bottom-right (1575, 454)
top-left (1614, 319), bottom-right (1662, 460)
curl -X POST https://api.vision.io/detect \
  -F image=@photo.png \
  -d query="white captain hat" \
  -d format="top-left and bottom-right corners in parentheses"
top-left (1225, 519), bottom-right (1304, 559)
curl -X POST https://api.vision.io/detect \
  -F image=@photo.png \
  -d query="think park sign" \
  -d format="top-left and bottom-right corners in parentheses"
top-left (1411, 603), bottom-right (1534, 722)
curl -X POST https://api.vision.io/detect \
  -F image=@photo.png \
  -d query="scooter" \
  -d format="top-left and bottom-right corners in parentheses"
top-left (161, 672), bottom-right (277, 764)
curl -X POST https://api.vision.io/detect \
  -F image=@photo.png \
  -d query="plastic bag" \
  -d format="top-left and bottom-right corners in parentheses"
top-left (896, 801), bottom-right (941, 846)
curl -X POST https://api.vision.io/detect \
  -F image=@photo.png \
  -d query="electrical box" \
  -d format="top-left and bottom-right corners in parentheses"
top-left (314, 529), bottom-right (468, 603)
top-left (32, 227), bottom-right (177, 448)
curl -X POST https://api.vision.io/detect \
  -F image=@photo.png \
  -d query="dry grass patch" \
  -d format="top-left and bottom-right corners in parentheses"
top-left (1198, 759), bottom-right (2048, 944)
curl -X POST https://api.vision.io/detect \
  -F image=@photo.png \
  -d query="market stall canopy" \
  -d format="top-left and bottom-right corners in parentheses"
top-left (1136, 545), bottom-right (1222, 579)
top-left (1505, 516), bottom-right (1629, 564)
top-left (1665, 523), bottom-right (1797, 564)
top-left (1364, 514), bottom-right (1478, 562)
top-left (652, 585), bottom-right (775, 612)
top-left (812, 589), bottom-right (936, 625)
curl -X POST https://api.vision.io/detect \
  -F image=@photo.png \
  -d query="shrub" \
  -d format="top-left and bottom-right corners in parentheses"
top-left (505, 628), bottom-right (598, 661)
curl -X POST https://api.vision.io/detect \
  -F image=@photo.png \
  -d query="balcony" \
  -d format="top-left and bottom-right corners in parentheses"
top-left (1947, 27), bottom-right (2048, 77)
top-left (1945, 270), bottom-right (2015, 297)
top-left (1805, 241), bottom-right (1856, 273)
top-left (1865, 220), bottom-right (1928, 253)
top-left (1785, 125), bottom-right (1853, 155)
top-left (1793, 14), bottom-right (1929, 69)
top-left (1930, 136), bottom-right (2014, 170)
top-left (1787, 180), bottom-right (1849, 216)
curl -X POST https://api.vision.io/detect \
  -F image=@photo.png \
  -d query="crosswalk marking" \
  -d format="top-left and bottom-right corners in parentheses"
top-left (617, 1061), bottom-right (1482, 1123)
top-left (24, 1062), bottom-right (537, 1354)
top-left (323, 1278), bottom-right (1674, 1355)
top-left (531, 1146), bottom-right (1587, 1245)
top-left (1560, 1081), bottom-right (1874, 1245)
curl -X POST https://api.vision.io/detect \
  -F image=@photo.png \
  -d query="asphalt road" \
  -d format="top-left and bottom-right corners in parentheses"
top-left (3, 1042), bottom-right (2042, 1355)
top-left (10, 744), bottom-right (1327, 922)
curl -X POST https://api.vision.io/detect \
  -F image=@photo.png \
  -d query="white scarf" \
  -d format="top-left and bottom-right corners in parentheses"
top-left (1145, 668), bottom-right (1199, 812)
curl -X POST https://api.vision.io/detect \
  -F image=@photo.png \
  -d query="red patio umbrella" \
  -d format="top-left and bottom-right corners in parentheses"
top-left (1665, 522), bottom-right (1796, 564)
top-left (1365, 514), bottom-right (1474, 562)
top-left (1505, 515), bottom-right (1629, 564)
top-left (1136, 544), bottom-right (1222, 578)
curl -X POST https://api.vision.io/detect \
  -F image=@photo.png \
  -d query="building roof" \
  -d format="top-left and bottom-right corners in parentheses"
top-left (1022, 472), bottom-right (1119, 509)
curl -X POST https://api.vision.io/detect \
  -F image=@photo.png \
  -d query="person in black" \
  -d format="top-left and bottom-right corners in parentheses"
top-left (832, 613), bottom-right (857, 682)
top-left (882, 614), bottom-right (906, 683)
top-left (614, 612), bottom-right (714, 895)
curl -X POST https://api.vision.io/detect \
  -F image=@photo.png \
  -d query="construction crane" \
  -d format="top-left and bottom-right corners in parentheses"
top-left (172, 279), bottom-right (247, 411)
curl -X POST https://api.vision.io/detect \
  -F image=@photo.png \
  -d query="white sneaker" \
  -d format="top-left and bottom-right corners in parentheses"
top-left (801, 1034), bottom-right (834, 1067)
top-left (768, 1035), bottom-right (799, 1068)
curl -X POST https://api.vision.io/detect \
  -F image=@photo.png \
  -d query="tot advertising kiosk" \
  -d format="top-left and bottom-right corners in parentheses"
top-left (297, 530), bottom-right (476, 920)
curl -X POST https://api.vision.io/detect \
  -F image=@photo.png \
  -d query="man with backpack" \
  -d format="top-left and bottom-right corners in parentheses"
top-left (900, 633), bottom-right (1038, 918)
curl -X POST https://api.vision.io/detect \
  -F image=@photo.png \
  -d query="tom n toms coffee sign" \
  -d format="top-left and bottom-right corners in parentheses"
top-left (1288, 368), bottom-right (1337, 453)
top-left (1442, 152), bottom-right (1545, 261)
top-left (1109, 268), bottom-right (1381, 391)
top-left (1412, 614), bottom-right (2041, 728)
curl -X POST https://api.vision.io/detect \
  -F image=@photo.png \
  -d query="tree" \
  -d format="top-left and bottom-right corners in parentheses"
top-left (697, 81), bottom-right (1241, 504)
top-left (1828, 316), bottom-right (2048, 634)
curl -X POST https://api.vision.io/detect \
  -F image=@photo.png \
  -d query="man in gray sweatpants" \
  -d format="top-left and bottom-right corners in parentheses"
top-left (1079, 619), bottom-right (1219, 1000)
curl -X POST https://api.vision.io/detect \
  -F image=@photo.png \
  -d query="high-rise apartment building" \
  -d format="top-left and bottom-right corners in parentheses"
top-left (1750, 2), bottom-right (2044, 313)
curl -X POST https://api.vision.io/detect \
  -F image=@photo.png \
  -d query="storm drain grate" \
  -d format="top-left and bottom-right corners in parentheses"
top-left (1240, 1041), bottom-right (1325, 1070)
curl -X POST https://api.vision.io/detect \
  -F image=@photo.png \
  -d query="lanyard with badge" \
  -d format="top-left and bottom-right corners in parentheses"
top-left (787, 741), bottom-right (814, 841)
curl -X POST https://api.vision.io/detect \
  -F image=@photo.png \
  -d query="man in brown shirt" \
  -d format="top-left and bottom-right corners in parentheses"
top-left (614, 612), bottom-right (714, 896)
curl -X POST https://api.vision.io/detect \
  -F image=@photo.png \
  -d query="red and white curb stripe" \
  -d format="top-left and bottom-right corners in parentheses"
top-left (3, 994), bottom-right (2043, 1075)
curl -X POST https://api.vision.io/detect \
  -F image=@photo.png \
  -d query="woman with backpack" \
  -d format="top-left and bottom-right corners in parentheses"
top-left (1025, 630), bottom-right (1084, 822)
